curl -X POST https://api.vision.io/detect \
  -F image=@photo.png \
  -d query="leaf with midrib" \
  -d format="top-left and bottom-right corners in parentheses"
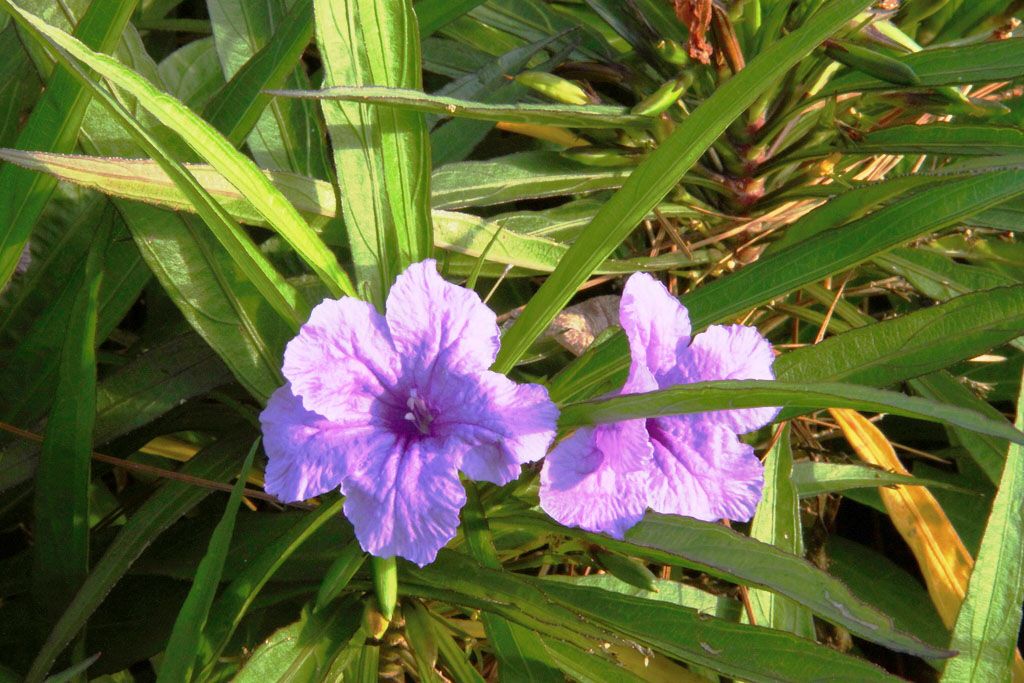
top-left (557, 379), bottom-right (1024, 447)
top-left (270, 84), bottom-right (654, 128)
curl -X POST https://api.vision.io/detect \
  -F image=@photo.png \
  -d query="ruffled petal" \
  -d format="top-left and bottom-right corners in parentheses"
top-left (260, 384), bottom-right (369, 502)
top-left (428, 371), bottom-right (558, 486)
top-left (539, 421), bottom-right (652, 538)
top-left (645, 419), bottom-right (764, 522)
top-left (671, 324), bottom-right (779, 434)
top-left (282, 297), bottom-right (400, 423)
top-left (341, 438), bottom-right (466, 567)
top-left (386, 260), bottom-right (500, 380)
top-left (619, 273), bottom-right (691, 382)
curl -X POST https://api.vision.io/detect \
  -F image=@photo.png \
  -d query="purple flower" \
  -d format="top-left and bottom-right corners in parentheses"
top-left (260, 260), bottom-right (558, 566)
top-left (540, 272), bottom-right (778, 538)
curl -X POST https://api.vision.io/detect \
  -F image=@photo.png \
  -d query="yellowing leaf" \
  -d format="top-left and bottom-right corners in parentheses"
top-left (830, 408), bottom-right (971, 624)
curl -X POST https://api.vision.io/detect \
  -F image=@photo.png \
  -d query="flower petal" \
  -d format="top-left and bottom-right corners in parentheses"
top-left (282, 297), bottom-right (400, 423)
top-left (539, 421), bottom-right (652, 538)
top-left (672, 324), bottom-right (779, 434)
top-left (619, 272), bottom-right (691, 382)
top-left (426, 372), bottom-right (557, 485)
top-left (341, 439), bottom-right (466, 567)
top-left (260, 384), bottom-right (366, 502)
top-left (645, 419), bottom-right (764, 522)
top-left (386, 260), bottom-right (500, 380)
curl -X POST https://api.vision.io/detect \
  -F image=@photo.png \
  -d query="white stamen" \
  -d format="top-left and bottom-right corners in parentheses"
top-left (404, 412), bottom-right (416, 422)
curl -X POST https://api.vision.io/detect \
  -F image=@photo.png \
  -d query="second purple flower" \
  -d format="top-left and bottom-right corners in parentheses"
top-left (540, 272), bottom-right (779, 538)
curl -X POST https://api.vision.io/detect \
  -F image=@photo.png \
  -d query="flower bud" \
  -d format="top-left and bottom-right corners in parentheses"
top-left (515, 71), bottom-right (591, 105)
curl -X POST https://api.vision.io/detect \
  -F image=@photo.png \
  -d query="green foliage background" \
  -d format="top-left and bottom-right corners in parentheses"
top-left (1, 0), bottom-right (1023, 680)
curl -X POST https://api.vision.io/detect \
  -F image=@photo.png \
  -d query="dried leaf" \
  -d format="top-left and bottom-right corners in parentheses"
top-left (830, 408), bottom-right (972, 625)
top-left (547, 295), bottom-right (620, 356)
top-left (674, 0), bottom-right (713, 64)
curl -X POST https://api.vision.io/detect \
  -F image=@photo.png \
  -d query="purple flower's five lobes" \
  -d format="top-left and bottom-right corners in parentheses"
top-left (540, 273), bottom-right (779, 538)
top-left (261, 260), bottom-right (558, 567)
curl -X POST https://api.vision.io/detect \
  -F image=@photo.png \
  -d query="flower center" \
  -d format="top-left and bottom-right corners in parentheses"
top-left (403, 388), bottom-right (434, 435)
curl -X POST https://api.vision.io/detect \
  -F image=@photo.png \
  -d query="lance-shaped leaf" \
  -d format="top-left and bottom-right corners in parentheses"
top-left (557, 379), bottom-right (1024, 447)
top-left (822, 38), bottom-right (1024, 93)
top-left (491, 513), bottom-right (951, 659)
top-left (942, 373), bottom-right (1024, 681)
top-left (748, 425), bottom-right (815, 637)
top-left (31, 216), bottom-right (109, 625)
top-left (314, 0), bottom-right (431, 305)
top-left (271, 84), bottom-right (653, 128)
top-left (0, 150), bottom-right (709, 276)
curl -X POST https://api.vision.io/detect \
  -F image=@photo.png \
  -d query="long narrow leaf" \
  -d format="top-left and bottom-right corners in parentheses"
top-left (158, 440), bottom-right (259, 682)
top-left (272, 84), bottom-right (653, 128)
top-left (31, 215), bottom-right (109, 624)
top-left (314, 0), bottom-right (431, 305)
top-left (558, 379), bottom-right (1024, 446)
top-left (942, 371), bottom-right (1024, 681)
top-left (747, 425), bottom-right (815, 636)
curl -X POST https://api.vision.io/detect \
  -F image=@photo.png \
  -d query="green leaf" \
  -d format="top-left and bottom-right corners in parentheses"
top-left (460, 484), bottom-right (563, 682)
top-left (429, 34), bottom-right (560, 166)
top-left (207, 0), bottom-right (329, 177)
top-left (775, 286), bottom-right (1024, 387)
top-left (559, 379), bottom-right (1024, 446)
top-left (748, 425), bottom-right (815, 637)
top-left (158, 440), bottom-right (259, 683)
top-left (0, 151), bottom-right (705, 277)
top-left (432, 151), bottom-right (631, 209)
top-left (25, 430), bottom-right (251, 682)
top-left (92, 329), bottom-right (235, 446)
top-left (826, 536), bottom-right (949, 649)
top-left (409, 552), bottom-right (904, 682)
top-left (125, 208), bottom-right (290, 401)
top-left (942, 369), bottom-right (1024, 681)
top-left (314, 541), bottom-right (366, 611)
top-left (3, 0), bottom-right (354, 302)
top-left (492, 0), bottom-right (874, 372)
top-left (791, 461), bottom-right (970, 497)
top-left (911, 371), bottom-right (1012, 484)
top-left (0, 0), bottom-right (136, 289)
top-left (823, 38), bottom-right (1024, 93)
top-left (539, 637), bottom-right (645, 683)
top-left (416, 0), bottom-right (488, 35)
top-left (272, 84), bottom-right (654, 128)
top-left (0, 200), bottom-right (146, 426)
top-left (876, 247), bottom-right (1016, 302)
top-left (840, 124), bottom-right (1024, 157)
top-left (314, 0), bottom-right (431, 305)
top-left (491, 513), bottom-right (951, 659)
top-left (550, 165), bottom-right (1024, 405)
top-left (195, 497), bottom-right (346, 678)
top-left (203, 0), bottom-right (321, 164)
top-left (401, 600), bottom-right (442, 682)
top-left (234, 599), bottom-right (363, 682)
top-left (31, 213), bottom-right (108, 627)
top-left (158, 37), bottom-right (225, 110)
top-left (534, 580), bottom-right (899, 683)
top-left (429, 613), bottom-right (486, 683)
